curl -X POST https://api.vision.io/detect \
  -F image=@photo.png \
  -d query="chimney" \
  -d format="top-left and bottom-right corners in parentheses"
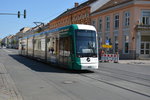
top-left (74, 2), bottom-right (79, 7)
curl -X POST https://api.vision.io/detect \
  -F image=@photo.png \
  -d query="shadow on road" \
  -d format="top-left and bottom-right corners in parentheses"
top-left (9, 54), bottom-right (94, 74)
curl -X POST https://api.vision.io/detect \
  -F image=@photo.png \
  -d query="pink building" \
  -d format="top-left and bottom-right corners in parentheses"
top-left (91, 0), bottom-right (150, 59)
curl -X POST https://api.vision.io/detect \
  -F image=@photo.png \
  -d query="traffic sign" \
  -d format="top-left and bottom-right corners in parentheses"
top-left (102, 45), bottom-right (112, 48)
top-left (106, 40), bottom-right (109, 45)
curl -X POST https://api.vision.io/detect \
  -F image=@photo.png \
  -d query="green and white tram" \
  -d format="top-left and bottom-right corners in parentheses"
top-left (19, 24), bottom-right (99, 70)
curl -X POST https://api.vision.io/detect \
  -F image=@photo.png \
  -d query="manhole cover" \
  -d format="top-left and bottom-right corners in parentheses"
top-left (63, 80), bottom-right (75, 84)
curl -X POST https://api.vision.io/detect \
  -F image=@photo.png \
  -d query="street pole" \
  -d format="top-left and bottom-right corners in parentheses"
top-left (0, 10), bottom-right (26, 18)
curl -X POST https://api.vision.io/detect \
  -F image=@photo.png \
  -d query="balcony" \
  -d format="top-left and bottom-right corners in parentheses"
top-left (136, 24), bottom-right (150, 31)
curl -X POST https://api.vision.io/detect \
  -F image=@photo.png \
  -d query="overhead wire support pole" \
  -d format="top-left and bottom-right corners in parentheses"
top-left (0, 13), bottom-right (18, 15)
top-left (0, 10), bottom-right (26, 18)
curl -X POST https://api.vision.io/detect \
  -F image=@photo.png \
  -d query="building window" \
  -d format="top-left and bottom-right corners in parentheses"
top-left (98, 18), bottom-right (102, 32)
top-left (99, 36), bottom-right (102, 47)
top-left (92, 20), bottom-right (96, 27)
top-left (86, 11), bottom-right (89, 17)
top-left (114, 14), bottom-right (119, 29)
top-left (106, 16), bottom-right (110, 31)
top-left (124, 35), bottom-right (129, 54)
top-left (124, 11), bottom-right (130, 26)
top-left (142, 10), bottom-right (150, 25)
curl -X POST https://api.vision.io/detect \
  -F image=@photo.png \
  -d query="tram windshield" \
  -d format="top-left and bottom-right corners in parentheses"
top-left (75, 30), bottom-right (97, 57)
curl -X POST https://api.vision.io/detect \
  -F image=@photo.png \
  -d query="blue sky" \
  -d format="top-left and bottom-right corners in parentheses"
top-left (0, 0), bottom-right (87, 39)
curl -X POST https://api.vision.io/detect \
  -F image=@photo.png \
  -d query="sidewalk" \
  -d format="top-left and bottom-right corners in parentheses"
top-left (118, 60), bottom-right (150, 65)
top-left (0, 63), bottom-right (22, 100)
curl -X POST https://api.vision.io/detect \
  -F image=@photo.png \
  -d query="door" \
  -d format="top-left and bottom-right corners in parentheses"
top-left (59, 36), bottom-right (72, 69)
top-left (140, 42), bottom-right (150, 58)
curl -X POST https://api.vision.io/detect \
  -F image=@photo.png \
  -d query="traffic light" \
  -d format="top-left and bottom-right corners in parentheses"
top-left (109, 38), bottom-right (112, 45)
top-left (18, 11), bottom-right (20, 18)
top-left (24, 10), bottom-right (26, 18)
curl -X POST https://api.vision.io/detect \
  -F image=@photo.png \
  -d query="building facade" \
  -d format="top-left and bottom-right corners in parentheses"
top-left (14, 27), bottom-right (30, 49)
top-left (48, 0), bottom-right (110, 30)
top-left (91, 0), bottom-right (150, 59)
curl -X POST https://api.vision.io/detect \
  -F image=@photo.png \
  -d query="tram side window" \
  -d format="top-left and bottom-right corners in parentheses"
top-left (21, 40), bottom-right (26, 50)
top-left (28, 38), bottom-right (33, 50)
top-left (41, 38), bottom-right (45, 51)
top-left (47, 38), bottom-right (51, 52)
top-left (59, 38), bottom-right (64, 56)
top-left (35, 39), bottom-right (41, 50)
top-left (47, 37), bottom-right (57, 55)
top-left (38, 40), bottom-right (41, 50)
top-left (64, 37), bottom-right (71, 56)
top-left (24, 39), bottom-right (27, 51)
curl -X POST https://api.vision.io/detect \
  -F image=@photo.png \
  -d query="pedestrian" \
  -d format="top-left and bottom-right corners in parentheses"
top-left (101, 50), bottom-right (105, 54)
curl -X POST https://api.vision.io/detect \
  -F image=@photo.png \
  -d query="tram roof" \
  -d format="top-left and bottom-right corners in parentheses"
top-left (21, 24), bottom-right (96, 39)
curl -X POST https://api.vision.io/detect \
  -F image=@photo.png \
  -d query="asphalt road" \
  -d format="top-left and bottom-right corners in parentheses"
top-left (0, 48), bottom-right (150, 100)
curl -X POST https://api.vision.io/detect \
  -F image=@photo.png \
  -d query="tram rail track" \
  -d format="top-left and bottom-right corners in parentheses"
top-left (99, 67), bottom-right (150, 82)
top-left (2, 48), bottom-right (150, 100)
top-left (95, 69), bottom-right (150, 87)
top-left (2, 48), bottom-right (150, 98)
top-left (80, 73), bottom-right (150, 98)
top-left (79, 69), bottom-right (150, 98)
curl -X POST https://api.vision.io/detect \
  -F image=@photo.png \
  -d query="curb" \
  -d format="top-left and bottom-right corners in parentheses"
top-left (0, 63), bottom-right (23, 100)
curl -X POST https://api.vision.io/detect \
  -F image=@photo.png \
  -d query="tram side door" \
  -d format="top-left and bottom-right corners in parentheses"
top-left (59, 36), bottom-right (72, 69)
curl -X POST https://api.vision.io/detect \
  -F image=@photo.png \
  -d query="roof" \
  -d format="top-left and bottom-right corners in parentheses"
top-left (50, 0), bottom-right (98, 22)
top-left (7, 35), bottom-right (14, 39)
top-left (92, 0), bottom-right (150, 15)
top-left (93, 0), bottom-right (133, 14)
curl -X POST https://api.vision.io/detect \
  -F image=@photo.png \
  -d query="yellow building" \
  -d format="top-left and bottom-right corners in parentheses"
top-left (91, 0), bottom-right (150, 59)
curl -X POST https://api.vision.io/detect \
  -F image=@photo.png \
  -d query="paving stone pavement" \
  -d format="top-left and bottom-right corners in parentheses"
top-left (0, 63), bottom-right (23, 100)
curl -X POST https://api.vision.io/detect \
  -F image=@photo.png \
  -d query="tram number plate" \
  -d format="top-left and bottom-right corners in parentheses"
top-left (87, 66), bottom-right (92, 68)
